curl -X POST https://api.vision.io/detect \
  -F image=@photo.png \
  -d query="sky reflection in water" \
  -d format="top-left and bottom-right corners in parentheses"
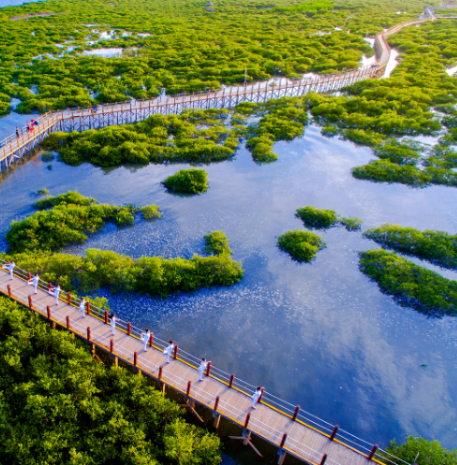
top-left (0, 125), bottom-right (456, 449)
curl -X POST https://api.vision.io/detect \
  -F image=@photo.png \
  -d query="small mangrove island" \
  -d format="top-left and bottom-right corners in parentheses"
top-left (163, 168), bottom-right (209, 195)
top-left (278, 229), bottom-right (326, 262)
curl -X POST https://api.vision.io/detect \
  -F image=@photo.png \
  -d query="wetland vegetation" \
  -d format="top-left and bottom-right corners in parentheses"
top-left (0, 296), bottom-right (221, 465)
top-left (163, 168), bottom-right (209, 195)
top-left (296, 206), bottom-right (363, 231)
top-left (3, 191), bottom-right (243, 297)
top-left (277, 229), bottom-right (326, 262)
top-left (364, 224), bottom-right (457, 269)
top-left (359, 249), bottom-right (457, 316)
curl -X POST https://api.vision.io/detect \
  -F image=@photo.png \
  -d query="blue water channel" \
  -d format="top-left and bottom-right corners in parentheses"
top-left (1, 0), bottom-right (457, 455)
top-left (1, 121), bottom-right (457, 451)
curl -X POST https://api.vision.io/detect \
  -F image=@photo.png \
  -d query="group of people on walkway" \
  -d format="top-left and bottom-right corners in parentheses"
top-left (2, 262), bottom-right (266, 410)
top-left (15, 120), bottom-right (38, 139)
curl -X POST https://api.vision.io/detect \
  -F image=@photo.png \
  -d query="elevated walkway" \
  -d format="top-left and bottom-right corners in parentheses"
top-left (0, 260), bottom-right (409, 465)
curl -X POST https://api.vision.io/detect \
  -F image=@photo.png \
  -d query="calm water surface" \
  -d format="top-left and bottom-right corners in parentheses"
top-left (0, 125), bottom-right (456, 450)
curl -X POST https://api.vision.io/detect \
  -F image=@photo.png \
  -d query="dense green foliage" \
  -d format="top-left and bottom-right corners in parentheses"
top-left (277, 229), bottom-right (326, 262)
top-left (204, 230), bottom-right (232, 256)
top-left (163, 169), bottom-right (209, 195)
top-left (0, 0), bottom-right (390, 114)
top-left (43, 109), bottom-right (239, 166)
top-left (364, 224), bottom-right (457, 269)
top-left (296, 206), bottom-right (339, 228)
top-left (2, 243), bottom-right (244, 297)
top-left (0, 296), bottom-right (222, 464)
top-left (296, 206), bottom-right (363, 231)
top-left (6, 191), bottom-right (160, 253)
top-left (235, 98), bottom-right (309, 162)
top-left (137, 205), bottom-right (162, 220)
top-left (359, 249), bottom-right (457, 315)
top-left (386, 436), bottom-right (457, 465)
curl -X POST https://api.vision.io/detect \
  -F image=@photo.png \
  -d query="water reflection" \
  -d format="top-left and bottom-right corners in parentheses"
top-left (0, 126), bottom-right (456, 449)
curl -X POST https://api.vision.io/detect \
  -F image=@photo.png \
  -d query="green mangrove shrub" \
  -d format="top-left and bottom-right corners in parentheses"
top-left (296, 206), bottom-right (339, 229)
top-left (0, 296), bottom-right (222, 465)
top-left (359, 249), bottom-right (457, 315)
top-left (386, 436), bottom-right (457, 465)
top-left (277, 230), bottom-right (326, 262)
top-left (204, 230), bottom-right (232, 256)
top-left (364, 224), bottom-right (457, 269)
top-left (6, 192), bottom-right (161, 253)
top-left (163, 168), bottom-right (209, 194)
top-left (2, 240), bottom-right (243, 297)
top-left (296, 206), bottom-right (363, 231)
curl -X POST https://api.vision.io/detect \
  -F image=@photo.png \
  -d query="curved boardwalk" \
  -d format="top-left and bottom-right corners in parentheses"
top-left (0, 15), bottom-right (433, 171)
top-left (0, 261), bottom-right (405, 465)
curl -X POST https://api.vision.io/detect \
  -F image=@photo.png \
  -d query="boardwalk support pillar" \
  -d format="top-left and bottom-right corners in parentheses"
top-left (229, 426), bottom-right (263, 457)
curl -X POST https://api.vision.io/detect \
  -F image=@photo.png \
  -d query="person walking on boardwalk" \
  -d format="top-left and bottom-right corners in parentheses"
top-left (198, 358), bottom-right (208, 381)
top-left (110, 313), bottom-right (116, 336)
top-left (251, 386), bottom-right (263, 410)
top-left (27, 273), bottom-right (40, 294)
top-left (2, 261), bottom-right (16, 280)
top-left (79, 297), bottom-right (86, 318)
top-left (16, 127), bottom-right (19, 139)
top-left (141, 328), bottom-right (150, 352)
top-left (48, 284), bottom-right (61, 306)
top-left (163, 340), bottom-right (174, 364)
top-left (26, 123), bottom-right (30, 132)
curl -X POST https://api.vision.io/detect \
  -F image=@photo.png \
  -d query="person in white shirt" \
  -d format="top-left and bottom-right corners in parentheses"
top-left (49, 284), bottom-right (61, 306)
top-left (110, 313), bottom-right (116, 336)
top-left (163, 340), bottom-right (174, 364)
top-left (28, 273), bottom-right (40, 294)
top-left (198, 358), bottom-right (208, 381)
top-left (2, 262), bottom-right (15, 280)
top-left (142, 328), bottom-right (150, 352)
top-left (251, 386), bottom-right (263, 409)
top-left (79, 298), bottom-right (86, 318)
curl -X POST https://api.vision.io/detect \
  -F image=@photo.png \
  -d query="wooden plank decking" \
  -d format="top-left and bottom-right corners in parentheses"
top-left (0, 268), bottom-right (382, 465)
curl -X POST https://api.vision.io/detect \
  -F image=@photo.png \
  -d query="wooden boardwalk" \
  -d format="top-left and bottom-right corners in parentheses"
top-left (0, 15), bottom-right (433, 172)
top-left (0, 262), bottom-right (398, 465)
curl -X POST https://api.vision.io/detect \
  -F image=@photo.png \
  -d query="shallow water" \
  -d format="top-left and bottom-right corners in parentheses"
top-left (0, 125), bottom-right (457, 450)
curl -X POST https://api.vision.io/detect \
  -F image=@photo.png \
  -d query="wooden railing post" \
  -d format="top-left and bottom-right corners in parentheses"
top-left (86, 302), bottom-right (90, 315)
top-left (173, 344), bottom-right (178, 360)
top-left (87, 327), bottom-right (91, 341)
top-left (134, 352), bottom-right (138, 366)
top-left (292, 405), bottom-right (300, 421)
top-left (280, 433), bottom-right (287, 448)
top-left (127, 322), bottom-right (131, 336)
top-left (320, 454), bottom-right (328, 465)
top-left (104, 310), bottom-right (108, 324)
top-left (229, 374), bottom-right (235, 388)
top-left (47, 305), bottom-right (51, 319)
top-left (7, 285), bottom-right (12, 297)
top-left (110, 339), bottom-right (114, 353)
top-left (66, 316), bottom-right (71, 329)
top-left (206, 361), bottom-right (212, 377)
top-left (28, 295), bottom-right (32, 308)
top-left (149, 332), bottom-right (154, 347)
top-left (258, 387), bottom-right (264, 404)
top-left (330, 425), bottom-right (339, 440)
top-left (244, 412), bottom-right (250, 428)
top-left (368, 445), bottom-right (378, 461)
top-left (158, 366), bottom-right (163, 380)
top-left (186, 381), bottom-right (191, 396)
top-left (67, 292), bottom-right (71, 305)
top-left (214, 396), bottom-right (220, 412)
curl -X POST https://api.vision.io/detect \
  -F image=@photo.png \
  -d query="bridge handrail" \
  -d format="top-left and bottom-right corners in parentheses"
top-left (0, 258), bottom-right (411, 465)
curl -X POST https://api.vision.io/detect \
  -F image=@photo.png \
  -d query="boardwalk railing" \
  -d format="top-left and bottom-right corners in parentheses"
top-left (0, 15), bottom-right (433, 171)
top-left (0, 258), bottom-right (411, 465)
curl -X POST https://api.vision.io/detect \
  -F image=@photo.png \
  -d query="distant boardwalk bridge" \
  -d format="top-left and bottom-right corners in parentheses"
top-left (0, 261), bottom-right (411, 465)
top-left (0, 16), bottom-right (433, 171)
